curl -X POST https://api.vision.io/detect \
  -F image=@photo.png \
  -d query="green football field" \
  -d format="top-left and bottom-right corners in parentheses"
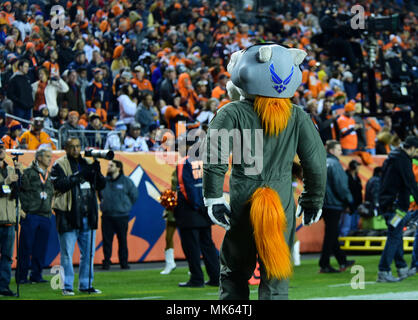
top-left (3, 253), bottom-right (418, 300)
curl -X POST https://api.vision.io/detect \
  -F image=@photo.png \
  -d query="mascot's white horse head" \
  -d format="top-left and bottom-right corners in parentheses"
top-left (226, 44), bottom-right (306, 101)
top-left (226, 44), bottom-right (307, 137)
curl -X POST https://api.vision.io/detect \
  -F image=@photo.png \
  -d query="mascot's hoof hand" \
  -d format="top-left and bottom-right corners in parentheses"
top-left (209, 204), bottom-right (231, 230)
top-left (204, 198), bottom-right (231, 231)
top-left (296, 205), bottom-right (322, 226)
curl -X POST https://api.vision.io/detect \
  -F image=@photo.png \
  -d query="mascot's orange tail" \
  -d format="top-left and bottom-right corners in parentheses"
top-left (250, 187), bottom-right (292, 280)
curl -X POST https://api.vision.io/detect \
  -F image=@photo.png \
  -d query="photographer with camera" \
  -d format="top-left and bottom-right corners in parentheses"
top-left (50, 137), bottom-right (106, 296)
top-left (0, 141), bottom-right (24, 297)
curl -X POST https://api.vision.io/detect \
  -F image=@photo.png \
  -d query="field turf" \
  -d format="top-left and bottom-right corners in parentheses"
top-left (3, 253), bottom-right (418, 300)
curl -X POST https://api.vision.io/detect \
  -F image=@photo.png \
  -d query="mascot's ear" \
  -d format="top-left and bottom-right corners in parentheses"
top-left (257, 45), bottom-right (272, 63)
top-left (227, 50), bottom-right (244, 74)
top-left (288, 48), bottom-right (307, 66)
top-left (226, 80), bottom-right (241, 101)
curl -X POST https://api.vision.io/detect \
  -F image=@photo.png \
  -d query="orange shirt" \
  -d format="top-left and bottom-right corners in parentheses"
top-left (19, 131), bottom-right (56, 150)
top-left (1, 135), bottom-right (19, 149)
top-left (364, 117), bottom-right (381, 149)
top-left (337, 115), bottom-right (357, 150)
top-left (131, 78), bottom-right (153, 92)
top-left (211, 86), bottom-right (226, 100)
top-left (96, 108), bottom-right (108, 123)
top-left (43, 61), bottom-right (60, 78)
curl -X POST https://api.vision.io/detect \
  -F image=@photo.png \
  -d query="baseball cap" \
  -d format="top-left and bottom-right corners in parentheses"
top-left (8, 120), bottom-right (22, 131)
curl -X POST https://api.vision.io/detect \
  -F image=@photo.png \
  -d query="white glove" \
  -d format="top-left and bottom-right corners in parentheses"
top-left (296, 205), bottom-right (322, 226)
top-left (204, 197), bottom-right (231, 231)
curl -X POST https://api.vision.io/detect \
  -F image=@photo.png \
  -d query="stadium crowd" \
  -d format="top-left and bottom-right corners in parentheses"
top-left (0, 0), bottom-right (415, 154)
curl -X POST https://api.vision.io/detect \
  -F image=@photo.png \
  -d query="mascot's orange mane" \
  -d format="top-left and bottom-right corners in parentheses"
top-left (253, 96), bottom-right (293, 136)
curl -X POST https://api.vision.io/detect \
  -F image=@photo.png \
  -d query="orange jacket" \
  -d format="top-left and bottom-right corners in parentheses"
top-left (19, 131), bottom-right (56, 150)
top-left (131, 78), bottom-right (153, 92)
top-left (1, 135), bottom-right (19, 149)
top-left (364, 117), bottom-right (381, 149)
top-left (211, 85), bottom-right (226, 100)
top-left (337, 114), bottom-right (357, 150)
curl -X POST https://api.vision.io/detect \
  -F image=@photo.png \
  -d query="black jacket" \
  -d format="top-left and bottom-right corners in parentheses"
top-left (346, 170), bottom-right (363, 210)
top-left (51, 156), bottom-right (106, 233)
top-left (365, 176), bottom-right (380, 206)
top-left (323, 153), bottom-right (353, 210)
top-left (379, 148), bottom-right (418, 212)
top-left (7, 72), bottom-right (34, 110)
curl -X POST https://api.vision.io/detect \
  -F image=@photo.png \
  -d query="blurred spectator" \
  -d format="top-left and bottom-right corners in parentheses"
top-left (1, 120), bottom-right (22, 149)
top-left (85, 113), bottom-right (106, 149)
top-left (38, 105), bottom-right (55, 138)
top-left (123, 122), bottom-right (149, 152)
top-left (31, 68), bottom-right (49, 114)
top-left (331, 92), bottom-right (346, 116)
top-left (131, 65), bottom-right (153, 96)
top-left (92, 99), bottom-right (107, 124)
top-left (376, 130), bottom-right (393, 155)
top-left (211, 73), bottom-right (229, 101)
top-left (7, 59), bottom-right (33, 124)
top-left (302, 60), bottom-right (320, 98)
top-left (105, 120), bottom-right (127, 151)
top-left (337, 101), bottom-right (360, 155)
top-left (364, 115), bottom-right (382, 155)
top-left (57, 36), bottom-right (74, 71)
top-left (318, 99), bottom-right (338, 144)
top-left (58, 69), bottom-right (85, 116)
top-left (196, 98), bottom-right (217, 125)
top-left (365, 166), bottom-right (383, 217)
top-left (53, 106), bottom-right (69, 130)
top-left (111, 45), bottom-right (130, 78)
top-left (19, 117), bottom-right (56, 150)
top-left (319, 140), bottom-right (354, 273)
top-left (60, 111), bottom-right (88, 149)
top-left (32, 69), bottom-right (69, 118)
top-left (17, 148), bottom-right (53, 284)
top-left (146, 124), bottom-right (163, 151)
top-left (118, 83), bottom-right (138, 125)
top-left (85, 68), bottom-right (109, 111)
top-left (377, 136), bottom-right (418, 282)
top-left (159, 66), bottom-right (177, 106)
top-left (340, 160), bottom-right (363, 236)
top-left (42, 48), bottom-right (60, 79)
top-left (342, 71), bottom-right (358, 101)
top-left (135, 93), bottom-right (159, 135)
top-left (100, 160), bottom-right (138, 270)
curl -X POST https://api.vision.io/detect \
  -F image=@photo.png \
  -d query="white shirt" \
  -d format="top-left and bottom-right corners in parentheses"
top-left (123, 135), bottom-right (149, 152)
top-left (118, 94), bottom-right (137, 124)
